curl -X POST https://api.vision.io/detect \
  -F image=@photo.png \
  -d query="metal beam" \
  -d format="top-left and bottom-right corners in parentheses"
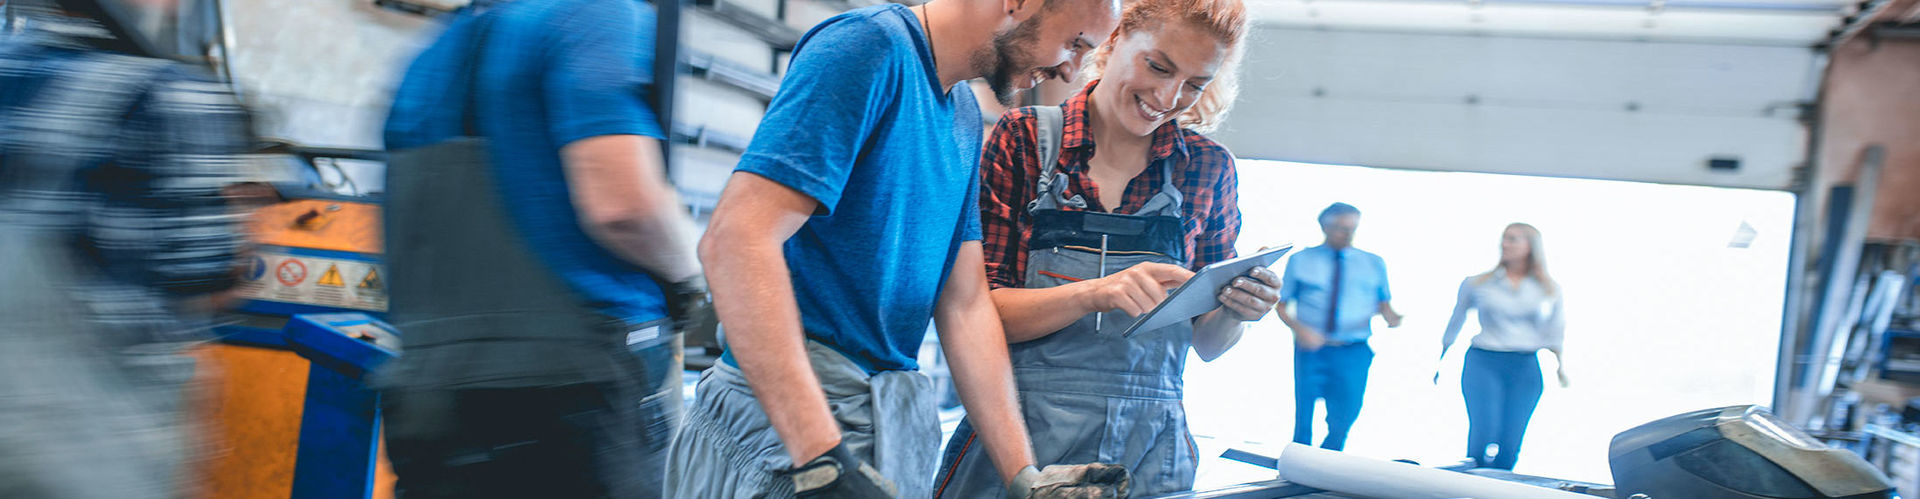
top-left (1828, 0), bottom-right (1895, 48)
top-left (693, 0), bottom-right (802, 50)
top-left (671, 123), bottom-right (752, 154)
top-left (685, 50), bottom-right (781, 100)
top-left (1870, 22), bottom-right (1920, 39)
top-left (1792, 144), bottom-right (1885, 425)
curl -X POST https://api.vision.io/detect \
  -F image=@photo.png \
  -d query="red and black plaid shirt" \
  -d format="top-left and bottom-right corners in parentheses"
top-left (980, 81), bottom-right (1243, 290)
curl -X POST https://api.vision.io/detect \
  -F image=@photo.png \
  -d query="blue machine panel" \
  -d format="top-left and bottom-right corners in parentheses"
top-left (285, 313), bottom-right (400, 499)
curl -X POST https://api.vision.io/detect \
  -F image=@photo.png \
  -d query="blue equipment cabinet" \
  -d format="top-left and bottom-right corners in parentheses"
top-left (283, 313), bottom-right (400, 499)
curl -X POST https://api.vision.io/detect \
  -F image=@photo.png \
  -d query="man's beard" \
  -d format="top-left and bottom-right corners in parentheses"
top-left (972, 15), bottom-right (1048, 107)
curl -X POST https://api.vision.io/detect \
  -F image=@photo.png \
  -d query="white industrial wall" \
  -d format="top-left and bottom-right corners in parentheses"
top-left (219, 0), bottom-right (796, 205)
top-left (225, 1), bottom-right (429, 151)
top-left (1213, 27), bottom-right (1821, 190)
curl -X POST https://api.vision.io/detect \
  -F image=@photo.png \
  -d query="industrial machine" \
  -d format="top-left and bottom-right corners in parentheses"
top-left (193, 146), bottom-right (401, 499)
top-left (1148, 405), bottom-right (1895, 499)
top-left (1610, 405), bottom-right (1896, 499)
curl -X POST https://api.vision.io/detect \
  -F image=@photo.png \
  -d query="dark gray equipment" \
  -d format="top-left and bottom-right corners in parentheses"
top-left (1610, 405), bottom-right (1894, 499)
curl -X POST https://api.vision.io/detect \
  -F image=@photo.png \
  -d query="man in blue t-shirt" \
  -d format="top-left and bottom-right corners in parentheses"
top-left (1276, 202), bottom-right (1405, 452)
top-left (665, 0), bottom-right (1131, 497)
top-left (380, 0), bottom-right (706, 497)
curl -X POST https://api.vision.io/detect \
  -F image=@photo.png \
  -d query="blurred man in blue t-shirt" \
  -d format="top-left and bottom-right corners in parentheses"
top-left (380, 0), bottom-right (706, 497)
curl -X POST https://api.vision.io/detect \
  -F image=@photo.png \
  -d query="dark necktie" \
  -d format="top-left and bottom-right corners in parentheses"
top-left (1326, 249), bottom-right (1343, 336)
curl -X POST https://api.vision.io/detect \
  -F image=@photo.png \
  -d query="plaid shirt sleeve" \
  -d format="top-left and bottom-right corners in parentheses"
top-left (98, 71), bottom-right (250, 296)
top-left (1186, 135), bottom-right (1241, 269)
top-left (979, 108), bottom-right (1038, 290)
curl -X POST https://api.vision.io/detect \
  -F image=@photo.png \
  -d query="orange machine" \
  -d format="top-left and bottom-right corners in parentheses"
top-left (193, 196), bottom-right (396, 499)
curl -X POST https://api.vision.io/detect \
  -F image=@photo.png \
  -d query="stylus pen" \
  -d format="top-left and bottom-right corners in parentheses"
top-left (1096, 234), bottom-right (1108, 331)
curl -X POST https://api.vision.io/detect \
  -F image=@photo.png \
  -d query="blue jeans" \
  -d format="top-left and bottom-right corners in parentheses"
top-left (1462, 347), bottom-right (1543, 470)
top-left (1293, 342), bottom-right (1373, 451)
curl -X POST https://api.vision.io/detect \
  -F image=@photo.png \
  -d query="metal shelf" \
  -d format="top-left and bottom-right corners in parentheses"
top-left (1868, 424), bottom-right (1920, 448)
top-left (671, 123), bottom-right (752, 154)
top-left (684, 50), bottom-right (781, 100)
top-left (692, 0), bottom-right (803, 50)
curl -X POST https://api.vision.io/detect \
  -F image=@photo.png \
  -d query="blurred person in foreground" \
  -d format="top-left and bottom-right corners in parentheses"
top-left (931, 0), bottom-right (1269, 494)
top-left (380, 0), bottom-right (708, 497)
top-left (0, 0), bottom-right (251, 497)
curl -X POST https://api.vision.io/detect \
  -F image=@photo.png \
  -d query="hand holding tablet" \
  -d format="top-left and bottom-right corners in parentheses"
top-left (1120, 244), bottom-right (1294, 337)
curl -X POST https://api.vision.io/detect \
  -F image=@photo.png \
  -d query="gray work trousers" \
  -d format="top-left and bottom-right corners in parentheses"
top-left (665, 340), bottom-right (939, 498)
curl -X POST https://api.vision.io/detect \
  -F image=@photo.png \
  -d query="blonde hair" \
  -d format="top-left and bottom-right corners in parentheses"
top-left (1081, 0), bottom-right (1250, 134)
top-left (1475, 223), bottom-right (1558, 295)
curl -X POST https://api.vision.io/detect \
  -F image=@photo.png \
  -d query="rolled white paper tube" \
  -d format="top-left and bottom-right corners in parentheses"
top-left (1275, 444), bottom-right (1592, 499)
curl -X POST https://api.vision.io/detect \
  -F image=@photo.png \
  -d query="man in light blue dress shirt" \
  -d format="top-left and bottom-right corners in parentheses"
top-left (1276, 203), bottom-right (1403, 451)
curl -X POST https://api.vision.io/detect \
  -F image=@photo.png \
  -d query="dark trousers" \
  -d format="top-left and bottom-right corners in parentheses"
top-left (1293, 342), bottom-right (1373, 451)
top-left (381, 337), bottom-right (682, 499)
top-left (383, 383), bottom-right (646, 499)
top-left (1461, 347), bottom-right (1543, 470)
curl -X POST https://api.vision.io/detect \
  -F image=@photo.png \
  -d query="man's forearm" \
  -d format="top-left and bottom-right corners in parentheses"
top-left (1378, 301), bottom-right (1401, 320)
top-left (584, 198), bottom-right (702, 282)
top-left (704, 236), bottom-right (840, 463)
top-left (938, 244), bottom-right (1036, 482)
top-left (563, 135), bottom-right (701, 282)
top-left (940, 300), bottom-right (1035, 482)
top-left (1274, 303), bottom-right (1309, 334)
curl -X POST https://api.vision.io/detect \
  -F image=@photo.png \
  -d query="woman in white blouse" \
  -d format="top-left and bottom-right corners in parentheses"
top-left (1437, 223), bottom-right (1567, 470)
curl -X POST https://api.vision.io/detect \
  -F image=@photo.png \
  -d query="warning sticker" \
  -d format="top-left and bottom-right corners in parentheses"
top-left (235, 247), bottom-right (387, 312)
top-left (317, 264), bottom-right (345, 287)
top-left (358, 268), bottom-right (381, 292)
top-left (276, 259), bottom-right (308, 287)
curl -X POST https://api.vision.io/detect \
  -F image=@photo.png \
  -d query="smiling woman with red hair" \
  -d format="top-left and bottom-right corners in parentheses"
top-left (933, 0), bottom-right (1262, 495)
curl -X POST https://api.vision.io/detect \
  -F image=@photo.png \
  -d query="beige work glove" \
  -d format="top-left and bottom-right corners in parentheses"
top-left (1007, 463), bottom-right (1131, 499)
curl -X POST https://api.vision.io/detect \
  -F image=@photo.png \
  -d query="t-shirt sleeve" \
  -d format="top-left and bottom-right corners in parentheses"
top-left (542, 0), bottom-right (664, 146)
top-left (956, 90), bottom-right (984, 243)
top-left (733, 16), bottom-right (898, 214)
top-left (961, 168), bottom-right (983, 242)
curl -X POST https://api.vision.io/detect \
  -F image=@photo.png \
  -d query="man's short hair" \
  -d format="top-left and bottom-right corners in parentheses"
top-left (1318, 202), bottom-right (1361, 226)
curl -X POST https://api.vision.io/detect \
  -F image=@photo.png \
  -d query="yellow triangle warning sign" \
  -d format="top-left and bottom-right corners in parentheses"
top-left (317, 264), bottom-right (345, 287)
top-left (358, 268), bottom-right (382, 291)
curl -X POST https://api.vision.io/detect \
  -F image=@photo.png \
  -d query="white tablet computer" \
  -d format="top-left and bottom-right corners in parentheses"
top-left (1120, 244), bottom-right (1293, 338)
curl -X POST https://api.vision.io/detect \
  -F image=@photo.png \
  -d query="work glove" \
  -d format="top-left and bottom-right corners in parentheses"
top-left (789, 441), bottom-right (898, 498)
top-left (659, 275), bottom-right (716, 336)
top-left (1008, 463), bottom-right (1131, 499)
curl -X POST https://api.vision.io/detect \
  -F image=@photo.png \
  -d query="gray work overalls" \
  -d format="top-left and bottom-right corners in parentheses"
top-left (664, 340), bottom-right (941, 498)
top-left (934, 106), bottom-right (1200, 498)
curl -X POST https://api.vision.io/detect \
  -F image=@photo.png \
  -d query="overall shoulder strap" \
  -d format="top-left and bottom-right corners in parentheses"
top-left (1026, 105), bottom-right (1070, 212)
top-left (1034, 105), bottom-right (1065, 182)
